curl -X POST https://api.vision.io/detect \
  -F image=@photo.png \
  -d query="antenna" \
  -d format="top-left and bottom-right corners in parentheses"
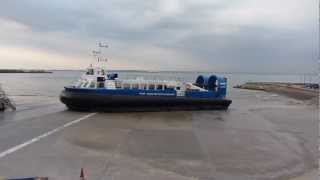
top-left (98, 42), bottom-right (109, 48)
top-left (92, 50), bottom-right (101, 56)
top-left (92, 42), bottom-right (109, 63)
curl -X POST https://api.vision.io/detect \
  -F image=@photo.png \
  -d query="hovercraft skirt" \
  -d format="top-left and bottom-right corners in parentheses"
top-left (60, 90), bottom-right (232, 112)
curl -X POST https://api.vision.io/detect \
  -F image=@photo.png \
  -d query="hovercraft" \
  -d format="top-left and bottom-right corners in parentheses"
top-left (60, 44), bottom-right (232, 112)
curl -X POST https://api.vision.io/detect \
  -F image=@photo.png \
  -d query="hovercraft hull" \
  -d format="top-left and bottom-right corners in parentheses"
top-left (60, 90), bottom-right (232, 112)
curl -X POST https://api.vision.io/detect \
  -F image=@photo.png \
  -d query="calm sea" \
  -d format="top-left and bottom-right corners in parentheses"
top-left (0, 70), bottom-right (317, 98)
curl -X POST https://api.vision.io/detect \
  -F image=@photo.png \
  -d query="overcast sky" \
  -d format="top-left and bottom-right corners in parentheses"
top-left (0, 0), bottom-right (317, 73)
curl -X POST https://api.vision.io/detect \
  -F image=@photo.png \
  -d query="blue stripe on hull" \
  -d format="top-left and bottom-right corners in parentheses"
top-left (65, 87), bottom-right (177, 97)
top-left (185, 91), bottom-right (216, 98)
top-left (64, 87), bottom-right (222, 99)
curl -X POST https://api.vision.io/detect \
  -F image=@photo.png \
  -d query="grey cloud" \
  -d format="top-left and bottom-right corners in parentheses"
top-left (0, 0), bottom-right (317, 73)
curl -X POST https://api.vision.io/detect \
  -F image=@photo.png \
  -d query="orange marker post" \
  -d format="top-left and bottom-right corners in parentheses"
top-left (80, 168), bottom-right (85, 180)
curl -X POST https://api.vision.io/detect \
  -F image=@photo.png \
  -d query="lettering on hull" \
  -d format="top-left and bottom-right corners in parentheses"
top-left (138, 92), bottom-right (176, 96)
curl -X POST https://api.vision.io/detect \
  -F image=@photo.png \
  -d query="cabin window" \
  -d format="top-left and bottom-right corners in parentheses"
top-left (132, 84), bottom-right (139, 89)
top-left (97, 82), bottom-right (105, 88)
top-left (123, 83), bottom-right (130, 89)
top-left (115, 81), bottom-right (122, 89)
top-left (97, 77), bottom-right (105, 82)
top-left (157, 84), bottom-right (163, 90)
top-left (89, 81), bottom-right (96, 88)
top-left (149, 84), bottom-right (155, 90)
top-left (86, 69), bottom-right (94, 75)
top-left (164, 85), bottom-right (174, 91)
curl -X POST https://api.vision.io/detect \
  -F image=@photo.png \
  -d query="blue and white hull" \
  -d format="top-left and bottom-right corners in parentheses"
top-left (60, 87), bottom-right (232, 111)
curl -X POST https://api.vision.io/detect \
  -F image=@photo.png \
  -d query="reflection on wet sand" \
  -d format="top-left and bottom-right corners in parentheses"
top-left (63, 90), bottom-right (317, 179)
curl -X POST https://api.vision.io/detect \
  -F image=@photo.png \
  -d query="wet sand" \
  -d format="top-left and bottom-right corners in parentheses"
top-left (234, 82), bottom-right (319, 105)
top-left (290, 170), bottom-right (318, 180)
top-left (0, 89), bottom-right (317, 179)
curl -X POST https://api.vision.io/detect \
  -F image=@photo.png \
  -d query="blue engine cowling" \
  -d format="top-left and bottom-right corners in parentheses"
top-left (195, 75), bottom-right (208, 89)
top-left (195, 75), bottom-right (227, 98)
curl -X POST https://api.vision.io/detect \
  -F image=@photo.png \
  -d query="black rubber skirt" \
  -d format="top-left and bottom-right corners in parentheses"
top-left (60, 90), bottom-right (232, 112)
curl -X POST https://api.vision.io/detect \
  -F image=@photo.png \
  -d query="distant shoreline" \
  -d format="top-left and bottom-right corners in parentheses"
top-left (0, 69), bottom-right (52, 73)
